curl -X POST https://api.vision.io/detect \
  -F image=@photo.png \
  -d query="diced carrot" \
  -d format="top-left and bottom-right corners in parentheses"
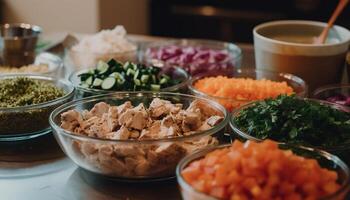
top-left (193, 76), bottom-right (294, 111)
top-left (181, 140), bottom-right (340, 199)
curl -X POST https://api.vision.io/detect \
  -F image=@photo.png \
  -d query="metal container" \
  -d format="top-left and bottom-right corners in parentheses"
top-left (0, 23), bottom-right (42, 67)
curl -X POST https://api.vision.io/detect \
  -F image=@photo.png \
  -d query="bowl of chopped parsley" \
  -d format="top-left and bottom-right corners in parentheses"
top-left (0, 74), bottom-right (75, 140)
top-left (230, 95), bottom-right (350, 163)
top-left (69, 59), bottom-right (189, 98)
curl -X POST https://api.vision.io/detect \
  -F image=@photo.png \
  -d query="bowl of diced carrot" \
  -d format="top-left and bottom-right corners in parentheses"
top-left (177, 140), bottom-right (350, 200)
top-left (189, 68), bottom-right (307, 111)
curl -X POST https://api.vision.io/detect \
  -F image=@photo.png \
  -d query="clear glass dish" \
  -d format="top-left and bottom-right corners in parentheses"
top-left (69, 66), bottom-right (190, 98)
top-left (140, 39), bottom-right (242, 76)
top-left (189, 68), bottom-right (307, 111)
top-left (0, 74), bottom-right (75, 141)
top-left (49, 92), bottom-right (229, 180)
top-left (0, 52), bottom-right (63, 77)
top-left (176, 143), bottom-right (350, 200)
top-left (313, 84), bottom-right (350, 107)
top-left (230, 98), bottom-right (350, 164)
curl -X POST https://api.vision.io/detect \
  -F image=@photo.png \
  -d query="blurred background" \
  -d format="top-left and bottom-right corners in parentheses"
top-left (1, 0), bottom-right (350, 43)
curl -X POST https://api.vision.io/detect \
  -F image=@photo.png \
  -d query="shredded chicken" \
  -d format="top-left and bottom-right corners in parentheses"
top-left (60, 98), bottom-right (223, 177)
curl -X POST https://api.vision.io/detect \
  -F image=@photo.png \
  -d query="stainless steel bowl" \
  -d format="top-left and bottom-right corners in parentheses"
top-left (0, 23), bottom-right (42, 67)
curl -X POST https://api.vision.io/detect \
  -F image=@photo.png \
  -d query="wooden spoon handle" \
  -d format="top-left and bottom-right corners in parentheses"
top-left (318, 0), bottom-right (349, 44)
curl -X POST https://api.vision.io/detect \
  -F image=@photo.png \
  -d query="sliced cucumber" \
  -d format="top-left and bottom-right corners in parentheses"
top-left (123, 62), bottom-right (132, 70)
top-left (126, 68), bottom-right (135, 76)
top-left (93, 78), bottom-right (103, 87)
top-left (97, 61), bottom-right (109, 74)
top-left (160, 77), bottom-right (168, 85)
top-left (85, 76), bottom-right (94, 85)
top-left (109, 72), bottom-right (118, 77)
top-left (101, 77), bottom-right (116, 90)
top-left (141, 75), bottom-right (149, 83)
top-left (151, 84), bottom-right (161, 91)
top-left (79, 59), bottom-right (177, 92)
top-left (133, 70), bottom-right (140, 80)
top-left (134, 79), bottom-right (141, 86)
top-left (117, 76), bottom-right (125, 84)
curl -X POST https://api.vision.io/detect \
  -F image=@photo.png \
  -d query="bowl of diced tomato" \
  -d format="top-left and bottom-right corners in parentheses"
top-left (176, 140), bottom-right (350, 200)
top-left (188, 68), bottom-right (307, 111)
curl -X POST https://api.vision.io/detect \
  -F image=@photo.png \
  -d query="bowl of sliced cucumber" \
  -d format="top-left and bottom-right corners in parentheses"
top-left (69, 59), bottom-right (190, 98)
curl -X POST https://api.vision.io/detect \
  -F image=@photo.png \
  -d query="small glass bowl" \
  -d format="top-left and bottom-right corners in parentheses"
top-left (69, 66), bottom-right (190, 98)
top-left (176, 143), bottom-right (350, 200)
top-left (49, 92), bottom-right (229, 180)
top-left (0, 52), bottom-right (63, 77)
top-left (230, 98), bottom-right (350, 164)
top-left (313, 84), bottom-right (350, 107)
top-left (0, 74), bottom-right (75, 141)
top-left (189, 68), bottom-right (307, 111)
top-left (140, 39), bottom-right (242, 76)
top-left (66, 46), bottom-right (137, 70)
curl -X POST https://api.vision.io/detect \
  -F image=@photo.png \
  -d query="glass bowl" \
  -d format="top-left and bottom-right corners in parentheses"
top-left (189, 68), bottom-right (307, 111)
top-left (0, 74), bottom-right (75, 141)
top-left (69, 66), bottom-right (190, 98)
top-left (49, 92), bottom-right (229, 180)
top-left (140, 39), bottom-right (242, 76)
top-left (0, 52), bottom-right (63, 77)
top-left (176, 143), bottom-right (350, 200)
top-left (230, 98), bottom-right (350, 164)
top-left (313, 84), bottom-right (350, 107)
top-left (66, 46), bottom-right (137, 70)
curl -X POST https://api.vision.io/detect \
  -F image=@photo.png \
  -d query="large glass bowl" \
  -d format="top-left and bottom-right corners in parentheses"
top-left (176, 143), bottom-right (350, 200)
top-left (230, 98), bottom-right (350, 165)
top-left (0, 74), bottom-right (75, 141)
top-left (313, 84), bottom-right (350, 107)
top-left (140, 39), bottom-right (242, 77)
top-left (49, 92), bottom-right (229, 180)
top-left (189, 68), bottom-right (307, 111)
top-left (69, 66), bottom-right (190, 98)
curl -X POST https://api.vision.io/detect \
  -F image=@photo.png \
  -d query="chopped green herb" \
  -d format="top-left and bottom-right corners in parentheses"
top-left (233, 95), bottom-right (350, 147)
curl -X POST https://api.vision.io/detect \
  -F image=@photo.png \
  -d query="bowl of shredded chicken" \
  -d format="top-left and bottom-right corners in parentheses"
top-left (49, 92), bottom-right (228, 180)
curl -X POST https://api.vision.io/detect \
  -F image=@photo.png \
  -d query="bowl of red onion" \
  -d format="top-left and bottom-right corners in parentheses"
top-left (140, 39), bottom-right (242, 77)
top-left (313, 84), bottom-right (350, 106)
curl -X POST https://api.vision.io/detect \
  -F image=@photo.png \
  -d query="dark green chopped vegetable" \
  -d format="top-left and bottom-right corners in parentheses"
top-left (79, 59), bottom-right (181, 91)
top-left (0, 77), bottom-right (65, 108)
top-left (0, 77), bottom-right (69, 135)
top-left (233, 95), bottom-right (350, 147)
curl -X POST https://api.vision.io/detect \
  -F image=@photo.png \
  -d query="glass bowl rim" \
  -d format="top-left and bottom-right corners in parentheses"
top-left (313, 84), bottom-right (350, 98)
top-left (49, 91), bottom-right (229, 144)
top-left (230, 97), bottom-right (350, 151)
top-left (142, 38), bottom-right (243, 61)
top-left (188, 68), bottom-right (308, 101)
top-left (0, 74), bottom-right (75, 112)
top-left (176, 142), bottom-right (350, 200)
top-left (68, 65), bottom-right (190, 94)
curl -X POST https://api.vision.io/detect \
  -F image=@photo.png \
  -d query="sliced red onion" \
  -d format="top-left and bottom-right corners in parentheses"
top-left (146, 45), bottom-right (236, 76)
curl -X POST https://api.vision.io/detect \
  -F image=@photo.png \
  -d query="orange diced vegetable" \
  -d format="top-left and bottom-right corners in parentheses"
top-left (181, 140), bottom-right (341, 200)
